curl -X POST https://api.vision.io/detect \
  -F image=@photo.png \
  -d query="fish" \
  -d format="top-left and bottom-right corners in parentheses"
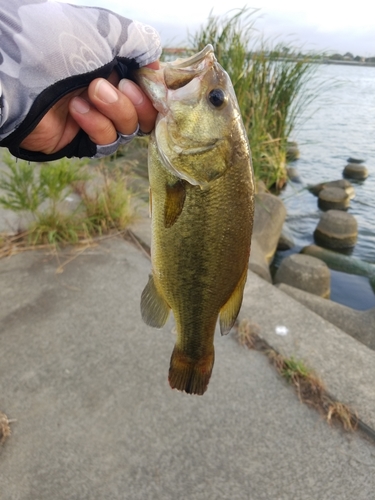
top-left (135, 44), bottom-right (254, 395)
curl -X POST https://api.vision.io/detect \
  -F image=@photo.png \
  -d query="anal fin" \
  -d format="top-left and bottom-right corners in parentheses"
top-left (141, 274), bottom-right (170, 327)
top-left (219, 267), bottom-right (248, 335)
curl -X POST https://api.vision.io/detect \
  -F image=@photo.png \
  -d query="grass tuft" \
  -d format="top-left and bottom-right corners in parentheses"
top-left (0, 411), bottom-right (12, 444)
top-left (0, 154), bottom-right (134, 252)
top-left (235, 319), bottom-right (358, 432)
top-left (80, 166), bottom-right (134, 234)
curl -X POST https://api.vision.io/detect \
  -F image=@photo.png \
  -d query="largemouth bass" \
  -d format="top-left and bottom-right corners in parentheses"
top-left (135, 45), bottom-right (254, 395)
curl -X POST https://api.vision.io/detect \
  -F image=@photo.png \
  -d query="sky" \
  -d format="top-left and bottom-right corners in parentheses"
top-left (58, 0), bottom-right (375, 56)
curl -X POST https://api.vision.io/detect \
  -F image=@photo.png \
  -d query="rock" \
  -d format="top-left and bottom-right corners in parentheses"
top-left (314, 210), bottom-right (358, 249)
top-left (286, 142), bottom-right (300, 161)
top-left (249, 240), bottom-right (272, 283)
top-left (301, 244), bottom-right (375, 291)
top-left (347, 157), bottom-right (364, 164)
top-left (317, 187), bottom-right (350, 211)
top-left (249, 193), bottom-right (286, 282)
top-left (277, 233), bottom-right (294, 251)
top-left (255, 179), bottom-right (268, 194)
top-left (277, 283), bottom-right (375, 350)
top-left (274, 254), bottom-right (331, 298)
top-left (308, 179), bottom-right (355, 199)
top-left (343, 163), bottom-right (368, 180)
top-left (56, 192), bottom-right (82, 216)
top-left (277, 225), bottom-right (295, 251)
top-left (286, 167), bottom-right (301, 183)
top-left (0, 209), bottom-right (34, 234)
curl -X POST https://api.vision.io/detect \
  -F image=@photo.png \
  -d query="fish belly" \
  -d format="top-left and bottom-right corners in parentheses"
top-left (145, 138), bottom-right (254, 394)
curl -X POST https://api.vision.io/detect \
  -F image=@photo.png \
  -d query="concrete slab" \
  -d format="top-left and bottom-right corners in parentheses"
top-left (1, 238), bottom-right (375, 499)
top-left (276, 282), bottom-right (375, 349)
top-left (241, 272), bottom-right (375, 430)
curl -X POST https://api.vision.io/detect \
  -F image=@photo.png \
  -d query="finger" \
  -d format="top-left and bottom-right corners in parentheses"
top-left (69, 96), bottom-right (117, 145)
top-left (20, 89), bottom-right (84, 153)
top-left (118, 79), bottom-right (158, 134)
top-left (145, 61), bottom-right (160, 70)
top-left (87, 78), bottom-right (139, 136)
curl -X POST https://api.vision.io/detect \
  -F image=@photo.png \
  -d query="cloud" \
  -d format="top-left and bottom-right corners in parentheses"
top-left (57, 0), bottom-right (375, 56)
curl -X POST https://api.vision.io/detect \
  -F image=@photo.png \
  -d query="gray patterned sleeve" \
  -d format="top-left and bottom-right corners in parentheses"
top-left (0, 0), bottom-right (161, 161)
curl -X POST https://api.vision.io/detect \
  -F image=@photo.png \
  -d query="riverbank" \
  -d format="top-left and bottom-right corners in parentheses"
top-left (1, 213), bottom-right (375, 498)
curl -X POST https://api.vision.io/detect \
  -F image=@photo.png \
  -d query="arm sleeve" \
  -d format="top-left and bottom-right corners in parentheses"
top-left (0, 0), bottom-right (162, 161)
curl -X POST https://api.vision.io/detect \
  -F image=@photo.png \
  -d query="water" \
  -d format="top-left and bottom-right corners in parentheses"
top-left (277, 63), bottom-right (375, 310)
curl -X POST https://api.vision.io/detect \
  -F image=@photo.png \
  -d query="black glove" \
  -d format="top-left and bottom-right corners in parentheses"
top-left (0, 0), bottom-right (161, 161)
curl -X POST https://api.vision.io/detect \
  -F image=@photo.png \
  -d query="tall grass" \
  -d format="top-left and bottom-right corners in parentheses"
top-left (190, 8), bottom-right (319, 188)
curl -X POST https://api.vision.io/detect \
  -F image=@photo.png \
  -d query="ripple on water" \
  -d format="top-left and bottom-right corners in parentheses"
top-left (277, 64), bottom-right (375, 309)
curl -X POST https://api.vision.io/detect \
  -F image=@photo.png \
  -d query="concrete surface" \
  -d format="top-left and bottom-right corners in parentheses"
top-left (276, 282), bottom-right (375, 350)
top-left (1, 217), bottom-right (375, 499)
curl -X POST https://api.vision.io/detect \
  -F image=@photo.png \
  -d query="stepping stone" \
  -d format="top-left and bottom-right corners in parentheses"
top-left (343, 163), bottom-right (368, 180)
top-left (274, 253), bottom-right (331, 298)
top-left (314, 210), bottom-right (358, 249)
top-left (318, 187), bottom-right (350, 211)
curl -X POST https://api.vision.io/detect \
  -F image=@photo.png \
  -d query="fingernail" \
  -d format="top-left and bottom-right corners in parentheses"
top-left (95, 79), bottom-right (119, 104)
top-left (119, 79), bottom-right (144, 106)
top-left (71, 97), bottom-right (90, 114)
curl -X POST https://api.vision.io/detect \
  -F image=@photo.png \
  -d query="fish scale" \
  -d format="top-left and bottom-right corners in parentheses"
top-left (136, 45), bottom-right (254, 395)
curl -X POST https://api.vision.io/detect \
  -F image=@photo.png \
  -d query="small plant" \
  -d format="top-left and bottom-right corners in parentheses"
top-left (80, 166), bottom-right (134, 234)
top-left (0, 154), bottom-right (134, 248)
top-left (0, 152), bottom-right (45, 212)
top-left (0, 154), bottom-right (90, 245)
top-left (279, 355), bottom-right (312, 383)
top-left (27, 211), bottom-right (89, 246)
top-left (235, 319), bottom-right (357, 432)
top-left (0, 411), bottom-right (12, 444)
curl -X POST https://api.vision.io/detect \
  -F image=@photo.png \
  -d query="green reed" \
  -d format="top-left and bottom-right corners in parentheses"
top-left (190, 8), bottom-right (319, 188)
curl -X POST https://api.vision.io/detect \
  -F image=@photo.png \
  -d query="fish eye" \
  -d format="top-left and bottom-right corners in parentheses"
top-left (208, 88), bottom-right (227, 108)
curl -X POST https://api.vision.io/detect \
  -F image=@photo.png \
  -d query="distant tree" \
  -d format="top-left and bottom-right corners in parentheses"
top-left (329, 53), bottom-right (344, 60)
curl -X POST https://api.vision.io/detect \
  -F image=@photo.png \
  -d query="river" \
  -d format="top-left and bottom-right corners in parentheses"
top-left (277, 63), bottom-right (375, 310)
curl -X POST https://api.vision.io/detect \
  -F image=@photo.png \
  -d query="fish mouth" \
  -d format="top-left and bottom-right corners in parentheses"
top-left (164, 46), bottom-right (216, 91)
top-left (169, 45), bottom-right (214, 69)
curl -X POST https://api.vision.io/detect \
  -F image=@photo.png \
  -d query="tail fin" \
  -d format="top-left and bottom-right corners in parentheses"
top-left (168, 346), bottom-right (215, 396)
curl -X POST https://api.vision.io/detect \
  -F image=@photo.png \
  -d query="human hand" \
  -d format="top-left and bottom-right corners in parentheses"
top-left (20, 63), bottom-right (159, 156)
top-left (0, 2), bottom-right (161, 161)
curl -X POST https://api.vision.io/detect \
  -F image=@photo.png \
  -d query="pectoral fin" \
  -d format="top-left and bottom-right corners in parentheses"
top-left (219, 267), bottom-right (248, 335)
top-left (141, 274), bottom-right (170, 327)
top-left (164, 180), bottom-right (186, 228)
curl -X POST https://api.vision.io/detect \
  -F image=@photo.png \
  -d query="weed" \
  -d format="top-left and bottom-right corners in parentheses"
top-left (326, 402), bottom-right (357, 431)
top-left (0, 152), bottom-right (45, 212)
top-left (0, 154), bottom-right (134, 250)
top-left (235, 319), bottom-right (358, 432)
top-left (0, 411), bottom-right (12, 444)
top-left (280, 355), bottom-right (312, 383)
top-left (236, 318), bottom-right (261, 350)
top-left (0, 153), bottom-right (88, 215)
top-left (80, 166), bottom-right (135, 234)
top-left (27, 210), bottom-right (89, 246)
